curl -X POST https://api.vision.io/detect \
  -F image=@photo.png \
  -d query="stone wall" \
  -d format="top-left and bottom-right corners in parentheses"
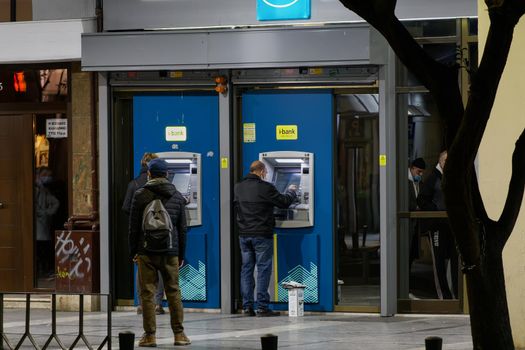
top-left (71, 62), bottom-right (95, 216)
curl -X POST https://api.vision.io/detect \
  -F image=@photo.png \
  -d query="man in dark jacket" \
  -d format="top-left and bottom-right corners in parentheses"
top-left (408, 157), bottom-right (426, 270)
top-left (234, 160), bottom-right (297, 317)
top-left (129, 158), bottom-right (190, 347)
top-left (122, 153), bottom-right (166, 315)
top-left (417, 151), bottom-right (458, 300)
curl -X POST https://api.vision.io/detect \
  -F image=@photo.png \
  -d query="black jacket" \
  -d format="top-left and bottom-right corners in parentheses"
top-left (122, 166), bottom-right (148, 215)
top-left (234, 174), bottom-right (297, 237)
top-left (129, 178), bottom-right (187, 259)
top-left (418, 167), bottom-right (446, 211)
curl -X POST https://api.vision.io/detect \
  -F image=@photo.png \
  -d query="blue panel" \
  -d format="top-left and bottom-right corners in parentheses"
top-left (241, 90), bottom-right (334, 311)
top-left (276, 234), bottom-right (319, 303)
top-left (257, 0), bottom-right (311, 21)
top-left (133, 93), bottom-right (220, 308)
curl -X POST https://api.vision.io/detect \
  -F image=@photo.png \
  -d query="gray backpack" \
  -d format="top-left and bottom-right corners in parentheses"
top-left (142, 198), bottom-right (173, 253)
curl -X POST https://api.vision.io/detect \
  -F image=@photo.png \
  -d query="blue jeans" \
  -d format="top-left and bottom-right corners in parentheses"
top-left (239, 236), bottom-right (273, 311)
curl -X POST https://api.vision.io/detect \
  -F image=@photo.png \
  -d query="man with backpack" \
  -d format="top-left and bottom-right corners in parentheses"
top-left (129, 158), bottom-right (190, 347)
top-left (122, 152), bottom-right (166, 315)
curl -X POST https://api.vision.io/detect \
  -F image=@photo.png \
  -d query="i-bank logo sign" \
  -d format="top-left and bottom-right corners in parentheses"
top-left (256, 0), bottom-right (311, 21)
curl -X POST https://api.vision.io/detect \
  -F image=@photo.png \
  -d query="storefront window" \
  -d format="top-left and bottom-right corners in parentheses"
top-left (0, 68), bottom-right (68, 103)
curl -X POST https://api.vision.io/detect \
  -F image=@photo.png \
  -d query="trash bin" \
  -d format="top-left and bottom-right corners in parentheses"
top-left (425, 336), bottom-right (442, 350)
top-left (119, 331), bottom-right (135, 350)
top-left (282, 281), bottom-right (306, 317)
top-left (260, 334), bottom-right (278, 350)
top-left (337, 279), bottom-right (344, 303)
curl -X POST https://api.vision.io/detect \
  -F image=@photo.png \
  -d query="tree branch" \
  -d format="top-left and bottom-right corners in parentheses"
top-left (471, 170), bottom-right (490, 223)
top-left (498, 128), bottom-right (525, 241)
top-left (443, 5), bottom-right (524, 265)
top-left (339, 0), bottom-right (463, 146)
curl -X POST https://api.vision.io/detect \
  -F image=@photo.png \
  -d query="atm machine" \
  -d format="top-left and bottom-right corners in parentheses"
top-left (260, 151), bottom-right (314, 227)
top-left (156, 152), bottom-right (201, 227)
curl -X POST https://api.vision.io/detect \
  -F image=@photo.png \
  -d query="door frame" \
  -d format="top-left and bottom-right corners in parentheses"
top-left (231, 79), bottom-right (383, 314)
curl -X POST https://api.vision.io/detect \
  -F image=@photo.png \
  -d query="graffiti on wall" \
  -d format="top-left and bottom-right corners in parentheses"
top-left (55, 230), bottom-right (92, 280)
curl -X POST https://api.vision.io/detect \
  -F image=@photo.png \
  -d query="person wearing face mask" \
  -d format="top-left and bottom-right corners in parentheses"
top-left (408, 158), bottom-right (426, 273)
top-left (35, 166), bottom-right (60, 278)
top-left (407, 158), bottom-right (426, 299)
top-left (417, 151), bottom-right (458, 300)
top-left (234, 160), bottom-right (297, 317)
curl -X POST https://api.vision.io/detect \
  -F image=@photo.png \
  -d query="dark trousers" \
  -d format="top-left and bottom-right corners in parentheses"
top-left (137, 255), bottom-right (184, 335)
top-left (239, 236), bottom-right (273, 311)
top-left (429, 224), bottom-right (458, 299)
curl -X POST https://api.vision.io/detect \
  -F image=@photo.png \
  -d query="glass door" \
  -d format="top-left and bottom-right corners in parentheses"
top-left (335, 93), bottom-right (381, 311)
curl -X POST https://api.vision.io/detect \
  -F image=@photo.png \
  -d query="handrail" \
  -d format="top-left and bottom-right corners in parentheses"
top-left (0, 292), bottom-right (111, 350)
top-left (397, 211), bottom-right (448, 219)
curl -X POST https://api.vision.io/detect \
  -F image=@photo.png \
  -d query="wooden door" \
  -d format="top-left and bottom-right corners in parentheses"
top-left (0, 115), bottom-right (33, 291)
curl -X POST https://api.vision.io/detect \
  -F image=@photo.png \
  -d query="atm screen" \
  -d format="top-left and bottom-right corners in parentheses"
top-left (273, 168), bottom-right (301, 193)
top-left (172, 172), bottom-right (191, 194)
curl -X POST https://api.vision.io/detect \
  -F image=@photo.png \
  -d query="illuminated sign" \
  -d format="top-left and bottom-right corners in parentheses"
top-left (166, 126), bottom-right (187, 142)
top-left (257, 0), bottom-right (311, 21)
top-left (276, 125), bottom-right (298, 140)
top-left (13, 72), bottom-right (26, 92)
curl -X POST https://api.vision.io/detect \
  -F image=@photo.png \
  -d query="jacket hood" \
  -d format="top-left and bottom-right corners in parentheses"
top-left (143, 178), bottom-right (176, 198)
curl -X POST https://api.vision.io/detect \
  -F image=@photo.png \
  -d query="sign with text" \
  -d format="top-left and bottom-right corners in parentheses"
top-left (257, 0), bottom-right (311, 21)
top-left (243, 123), bottom-right (256, 143)
top-left (46, 119), bottom-right (68, 138)
top-left (276, 125), bottom-right (298, 140)
top-left (166, 126), bottom-right (187, 142)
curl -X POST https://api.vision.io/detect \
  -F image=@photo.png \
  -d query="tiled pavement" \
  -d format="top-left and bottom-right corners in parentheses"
top-left (1, 309), bottom-right (472, 349)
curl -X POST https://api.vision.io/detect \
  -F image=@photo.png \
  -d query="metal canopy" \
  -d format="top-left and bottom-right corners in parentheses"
top-left (81, 24), bottom-right (372, 71)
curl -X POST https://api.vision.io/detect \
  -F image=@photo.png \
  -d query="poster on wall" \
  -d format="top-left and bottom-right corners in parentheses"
top-left (46, 119), bottom-right (68, 138)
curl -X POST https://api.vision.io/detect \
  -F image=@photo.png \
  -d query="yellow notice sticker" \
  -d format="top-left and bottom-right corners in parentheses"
top-left (379, 154), bottom-right (387, 167)
top-left (309, 68), bottom-right (323, 75)
top-left (221, 157), bottom-right (228, 169)
top-left (169, 71), bottom-right (183, 78)
top-left (276, 125), bottom-right (298, 140)
top-left (243, 123), bottom-right (256, 143)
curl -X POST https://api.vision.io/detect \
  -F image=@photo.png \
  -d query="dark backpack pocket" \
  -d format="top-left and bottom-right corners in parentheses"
top-left (143, 230), bottom-right (173, 253)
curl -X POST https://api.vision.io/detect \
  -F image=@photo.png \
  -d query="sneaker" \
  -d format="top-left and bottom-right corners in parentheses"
top-left (256, 309), bottom-right (280, 317)
top-left (242, 308), bottom-right (256, 316)
top-left (155, 305), bottom-right (165, 315)
top-left (138, 333), bottom-right (157, 347)
top-left (137, 305), bottom-right (143, 315)
top-left (174, 332), bottom-right (191, 346)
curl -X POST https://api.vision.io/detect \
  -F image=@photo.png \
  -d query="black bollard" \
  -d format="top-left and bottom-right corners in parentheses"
top-left (261, 334), bottom-right (278, 350)
top-left (119, 331), bottom-right (135, 350)
top-left (425, 336), bottom-right (443, 350)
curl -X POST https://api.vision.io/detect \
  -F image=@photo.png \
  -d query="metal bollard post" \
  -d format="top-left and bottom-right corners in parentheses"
top-left (425, 336), bottom-right (443, 350)
top-left (260, 334), bottom-right (278, 350)
top-left (119, 332), bottom-right (135, 350)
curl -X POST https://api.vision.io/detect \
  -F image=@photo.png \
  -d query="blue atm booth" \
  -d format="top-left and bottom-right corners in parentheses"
top-left (241, 90), bottom-right (334, 311)
top-left (133, 93), bottom-right (220, 308)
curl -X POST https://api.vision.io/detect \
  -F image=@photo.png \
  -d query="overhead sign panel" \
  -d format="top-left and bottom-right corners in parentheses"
top-left (257, 0), bottom-right (311, 21)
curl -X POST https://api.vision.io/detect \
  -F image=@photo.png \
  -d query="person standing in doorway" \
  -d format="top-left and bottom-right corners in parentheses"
top-left (408, 157), bottom-right (426, 269)
top-left (122, 152), bottom-right (166, 315)
top-left (418, 151), bottom-right (458, 299)
top-left (234, 160), bottom-right (297, 317)
top-left (129, 158), bottom-right (190, 347)
top-left (35, 166), bottom-right (60, 278)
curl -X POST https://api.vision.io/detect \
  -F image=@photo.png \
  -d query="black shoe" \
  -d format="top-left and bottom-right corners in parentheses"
top-left (242, 308), bottom-right (256, 316)
top-left (257, 309), bottom-right (280, 317)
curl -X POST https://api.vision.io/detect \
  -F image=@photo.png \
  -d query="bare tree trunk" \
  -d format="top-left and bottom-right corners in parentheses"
top-left (338, 1), bottom-right (525, 348)
top-left (466, 228), bottom-right (514, 349)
